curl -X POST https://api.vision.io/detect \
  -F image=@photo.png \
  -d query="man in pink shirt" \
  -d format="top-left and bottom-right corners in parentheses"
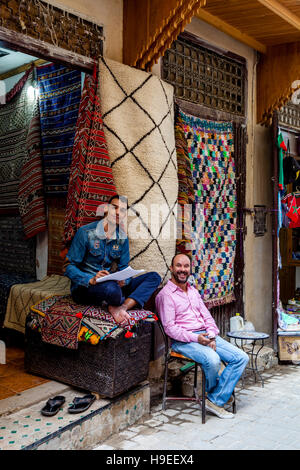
top-left (155, 253), bottom-right (249, 419)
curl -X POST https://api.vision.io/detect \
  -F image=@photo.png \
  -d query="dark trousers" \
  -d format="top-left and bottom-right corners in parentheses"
top-left (72, 272), bottom-right (161, 308)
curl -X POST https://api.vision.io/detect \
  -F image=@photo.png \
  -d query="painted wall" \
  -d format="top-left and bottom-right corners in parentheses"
top-left (181, 18), bottom-right (273, 334)
top-left (44, 0), bottom-right (123, 62)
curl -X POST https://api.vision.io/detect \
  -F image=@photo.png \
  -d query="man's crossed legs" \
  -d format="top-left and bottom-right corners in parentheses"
top-left (72, 272), bottom-right (161, 324)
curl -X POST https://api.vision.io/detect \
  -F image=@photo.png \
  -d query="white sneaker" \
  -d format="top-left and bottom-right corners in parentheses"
top-left (205, 399), bottom-right (235, 419)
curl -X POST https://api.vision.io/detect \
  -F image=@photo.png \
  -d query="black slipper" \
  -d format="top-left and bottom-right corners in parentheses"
top-left (68, 394), bottom-right (96, 414)
top-left (41, 395), bottom-right (66, 416)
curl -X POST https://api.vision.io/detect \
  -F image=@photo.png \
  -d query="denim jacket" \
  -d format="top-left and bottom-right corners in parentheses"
top-left (65, 220), bottom-right (130, 292)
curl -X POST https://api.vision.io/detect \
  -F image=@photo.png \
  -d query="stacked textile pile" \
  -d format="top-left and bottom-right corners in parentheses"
top-left (3, 275), bottom-right (70, 334)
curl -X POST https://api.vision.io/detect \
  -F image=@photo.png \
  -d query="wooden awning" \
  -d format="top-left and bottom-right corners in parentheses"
top-left (197, 0), bottom-right (300, 124)
top-left (123, 0), bottom-right (206, 70)
top-left (257, 42), bottom-right (300, 125)
top-left (123, 0), bottom-right (300, 125)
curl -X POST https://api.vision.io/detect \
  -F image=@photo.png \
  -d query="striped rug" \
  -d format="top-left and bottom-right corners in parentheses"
top-left (62, 67), bottom-right (116, 250)
top-left (36, 63), bottom-right (82, 197)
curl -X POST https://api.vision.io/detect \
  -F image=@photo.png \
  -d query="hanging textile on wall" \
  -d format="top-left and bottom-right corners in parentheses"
top-left (47, 202), bottom-right (66, 276)
top-left (174, 106), bottom-right (194, 256)
top-left (98, 57), bottom-right (178, 283)
top-left (0, 214), bottom-right (37, 326)
top-left (36, 63), bottom-right (82, 197)
top-left (62, 67), bottom-right (117, 251)
top-left (180, 110), bottom-right (236, 306)
top-left (0, 70), bottom-right (46, 237)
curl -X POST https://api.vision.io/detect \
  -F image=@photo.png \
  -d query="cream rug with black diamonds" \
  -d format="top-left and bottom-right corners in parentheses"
top-left (98, 57), bottom-right (178, 283)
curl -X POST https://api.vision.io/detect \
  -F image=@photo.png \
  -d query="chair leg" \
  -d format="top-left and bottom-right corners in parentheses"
top-left (162, 354), bottom-right (169, 411)
top-left (232, 389), bottom-right (237, 414)
top-left (201, 368), bottom-right (206, 424)
top-left (194, 363), bottom-right (198, 388)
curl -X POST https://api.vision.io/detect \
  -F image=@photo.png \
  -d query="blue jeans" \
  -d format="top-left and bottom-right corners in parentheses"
top-left (72, 272), bottom-right (161, 308)
top-left (171, 331), bottom-right (249, 407)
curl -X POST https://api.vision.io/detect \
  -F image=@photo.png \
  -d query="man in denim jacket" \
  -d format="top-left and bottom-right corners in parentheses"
top-left (65, 195), bottom-right (161, 324)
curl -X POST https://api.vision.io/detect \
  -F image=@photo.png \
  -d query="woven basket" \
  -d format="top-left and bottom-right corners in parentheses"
top-left (24, 317), bottom-right (152, 398)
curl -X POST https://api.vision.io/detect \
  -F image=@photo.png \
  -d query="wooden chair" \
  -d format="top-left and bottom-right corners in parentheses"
top-left (157, 315), bottom-right (236, 423)
top-left (157, 315), bottom-right (207, 423)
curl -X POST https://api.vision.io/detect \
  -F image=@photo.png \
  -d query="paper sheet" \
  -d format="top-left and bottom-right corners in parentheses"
top-left (96, 266), bottom-right (145, 283)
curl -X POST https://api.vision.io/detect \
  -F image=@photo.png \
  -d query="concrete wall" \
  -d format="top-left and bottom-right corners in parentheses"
top-left (182, 18), bottom-right (273, 334)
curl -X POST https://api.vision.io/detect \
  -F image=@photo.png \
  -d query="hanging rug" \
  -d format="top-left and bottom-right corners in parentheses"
top-left (180, 110), bottom-right (236, 306)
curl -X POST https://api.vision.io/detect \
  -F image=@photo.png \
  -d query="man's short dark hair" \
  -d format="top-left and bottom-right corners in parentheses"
top-left (108, 194), bottom-right (128, 205)
top-left (171, 253), bottom-right (192, 266)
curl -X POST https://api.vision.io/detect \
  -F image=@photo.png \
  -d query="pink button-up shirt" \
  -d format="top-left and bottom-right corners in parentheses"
top-left (155, 280), bottom-right (219, 343)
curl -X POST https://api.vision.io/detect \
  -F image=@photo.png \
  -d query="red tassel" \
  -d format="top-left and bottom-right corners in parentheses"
top-left (76, 312), bottom-right (83, 319)
top-left (153, 315), bottom-right (158, 321)
top-left (125, 331), bottom-right (134, 338)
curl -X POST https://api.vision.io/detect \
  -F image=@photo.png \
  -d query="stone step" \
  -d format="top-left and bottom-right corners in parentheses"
top-left (0, 381), bottom-right (150, 450)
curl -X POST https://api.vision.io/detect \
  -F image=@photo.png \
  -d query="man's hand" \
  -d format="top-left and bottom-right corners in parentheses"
top-left (117, 280), bottom-right (126, 287)
top-left (208, 339), bottom-right (216, 351)
top-left (89, 270), bottom-right (110, 285)
top-left (197, 333), bottom-right (211, 346)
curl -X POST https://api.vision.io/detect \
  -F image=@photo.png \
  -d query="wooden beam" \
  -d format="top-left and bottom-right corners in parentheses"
top-left (257, 0), bottom-right (300, 31)
top-left (196, 7), bottom-right (267, 54)
top-left (0, 26), bottom-right (94, 73)
top-left (0, 59), bottom-right (48, 81)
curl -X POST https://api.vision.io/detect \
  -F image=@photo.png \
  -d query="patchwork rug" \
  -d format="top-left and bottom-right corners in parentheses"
top-left (30, 294), bottom-right (156, 349)
top-left (36, 64), bottom-right (82, 197)
top-left (4, 275), bottom-right (70, 334)
top-left (0, 71), bottom-right (46, 237)
top-left (62, 68), bottom-right (117, 250)
top-left (99, 57), bottom-right (178, 283)
top-left (180, 110), bottom-right (236, 306)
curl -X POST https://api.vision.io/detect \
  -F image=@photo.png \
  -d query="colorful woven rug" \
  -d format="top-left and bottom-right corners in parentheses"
top-left (175, 106), bottom-right (195, 257)
top-left (62, 66), bottom-right (117, 251)
top-left (0, 70), bottom-right (46, 237)
top-left (36, 64), bottom-right (82, 197)
top-left (18, 82), bottom-right (47, 238)
top-left (98, 57), bottom-right (178, 283)
top-left (180, 110), bottom-right (236, 306)
top-left (30, 294), bottom-right (156, 349)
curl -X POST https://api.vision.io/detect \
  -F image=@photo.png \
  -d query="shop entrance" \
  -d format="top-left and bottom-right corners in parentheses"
top-left (273, 104), bottom-right (300, 357)
top-left (0, 43), bottom-right (88, 401)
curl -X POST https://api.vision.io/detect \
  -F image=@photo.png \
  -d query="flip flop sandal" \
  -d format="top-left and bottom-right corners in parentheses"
top-left (41, 395), bottom-right (66, 417)
top-left (68, 394), bottom-right (96, 414)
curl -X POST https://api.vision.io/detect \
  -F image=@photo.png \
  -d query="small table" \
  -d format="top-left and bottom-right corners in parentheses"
top-left (226, 331), bottom-right (270, 387)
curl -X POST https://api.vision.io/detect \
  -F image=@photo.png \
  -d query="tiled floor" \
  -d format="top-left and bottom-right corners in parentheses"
top-left (0, 346), bottom-right (49, 399)
top-left (0, 388), bottom-right (105, 450)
